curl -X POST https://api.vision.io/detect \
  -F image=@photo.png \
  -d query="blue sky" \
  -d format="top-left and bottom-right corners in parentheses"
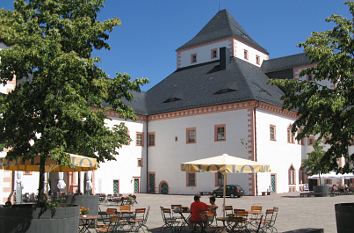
top-left (0, 0), bottom-right (351, 90)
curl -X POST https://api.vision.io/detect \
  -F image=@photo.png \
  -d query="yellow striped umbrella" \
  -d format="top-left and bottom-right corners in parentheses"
top-left (0, 153), bottom-right (97, 172)
top-left (181, 154), bottom-right (271, 217)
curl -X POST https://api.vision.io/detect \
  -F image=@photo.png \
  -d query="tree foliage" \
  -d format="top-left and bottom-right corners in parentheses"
top-left (0, 0), bottom-right (148, 201)
top-left (302, 142), bottom-right (331, 185)
top-left (271, 2), bottom-right (354, 173)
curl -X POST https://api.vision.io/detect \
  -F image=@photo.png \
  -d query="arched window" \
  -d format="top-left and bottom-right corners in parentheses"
top-left (299, 167), bottom-right (306, 184)
top-left (288, 165), bottom-right (295, 185)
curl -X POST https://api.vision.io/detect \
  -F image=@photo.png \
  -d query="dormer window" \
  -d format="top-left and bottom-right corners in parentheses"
top-left (214, 88), bottom-right (236, 95)
top-left (211, 48), bottom-right (218, 59)
top-left (191, 53), bottom-right (197, 64)
top-left (244, 50), bottom-right (248, 60)
top-left (163, 97), bottom-right (181, 103)
top-left (256, 55), bottom-right (260, 65)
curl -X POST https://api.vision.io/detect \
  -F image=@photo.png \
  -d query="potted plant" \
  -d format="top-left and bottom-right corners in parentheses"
top-left (0, 0), bottom-right (147, 232)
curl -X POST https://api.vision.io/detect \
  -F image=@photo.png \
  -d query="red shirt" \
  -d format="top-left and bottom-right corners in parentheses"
top-left (190, 201), bottom-right (209, 222)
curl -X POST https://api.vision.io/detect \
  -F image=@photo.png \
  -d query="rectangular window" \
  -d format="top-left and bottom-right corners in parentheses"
top-left (270, 125), bottom-right (276, 141)
top-left (148, 133), bottom-right (155, 146)
top-left (211, 48), bottom-right (218, 59)
top-left (186, 128), bottom-right (196, 144)
top-left (191, 53), bottom-right (197, 63)
top-left (136, 132), bottom-right (144, 146)
top-left (215, 172), bottom-right (224, 186)
top-left (287, 126), bottom-right (295, 144)
top-left (244, 49), bottom-right (248, 60)
top-left (214, 124), bottom-right (226, 141)
top-left (186, 172), bottom-right (196, 187)
top-left (137, 158), bottom-right (143, 167)
top-left (256, 55), bottom-right (260, 65)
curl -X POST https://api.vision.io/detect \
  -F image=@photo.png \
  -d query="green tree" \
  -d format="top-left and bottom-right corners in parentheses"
top-left (271, 2), bottom-right (354, 172)
top-left (0, 0), bottom-right (147, 203)
top-left (302, 142), bottom-right (331, 185)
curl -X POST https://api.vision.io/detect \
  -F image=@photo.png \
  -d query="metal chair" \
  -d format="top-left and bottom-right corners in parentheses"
top-left (216, 205), bottom-right (233, 226)
top-left (160, 206), bottom-right (181, 232)
top-left (96, 215), bottom-right (119, 233)
top-left (258, 207), bottom-right (279, 233)
top-left (129, 206), bottom-right (150, 232)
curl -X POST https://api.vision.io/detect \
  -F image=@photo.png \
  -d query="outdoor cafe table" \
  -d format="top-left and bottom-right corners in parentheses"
top-left (79, 214), bottom-right (99, 233)
top-left (172, 207), bottom-right (190, 226)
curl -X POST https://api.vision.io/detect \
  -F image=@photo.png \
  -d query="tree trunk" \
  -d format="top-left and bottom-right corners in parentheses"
top-left (37, 155), bottom-right (46, 204)
top-left (318, 173), bottom-right (322, 186)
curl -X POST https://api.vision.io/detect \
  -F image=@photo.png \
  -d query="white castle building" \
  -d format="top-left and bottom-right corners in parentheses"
top-left (2, 9), bottom-right (351, 203)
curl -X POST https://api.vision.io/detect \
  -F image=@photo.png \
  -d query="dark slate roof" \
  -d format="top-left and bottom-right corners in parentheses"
top-left (262, 53), bottom-right (311, 73)
top-left (145, 58), bottom-right (284, 115)
top-left (102, 91), bottom-right (148, 116)
top-left (177, 9), bottom-right (268, 54)
top-left (124, 91), bottom-right (148, 115)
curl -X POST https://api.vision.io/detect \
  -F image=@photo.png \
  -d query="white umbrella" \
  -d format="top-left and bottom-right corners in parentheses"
top-left (308, 172), bottom-right (354, 179)
top-left (57, 172), bottom-right (66, 190)
top-left (181, 153), bottom-right (271, 217)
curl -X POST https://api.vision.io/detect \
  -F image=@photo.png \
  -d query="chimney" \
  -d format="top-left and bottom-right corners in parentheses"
top-left (219, 47), bottom-right (230, 69)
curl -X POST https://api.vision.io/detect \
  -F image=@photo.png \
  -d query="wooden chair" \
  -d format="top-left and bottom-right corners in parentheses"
top-left (120, 205), bottom-right (132, 211)
top-left (96, 215), bottom-right (119, 233)
top-left (231, 210), bottom-right (249, 232)
top-left (98, 208), bottom-right (117, 226)
top-left (216, 205), bottom-right (233, 226)
top-left (128, 207), bottom-right (150, 232)
top-left (250, 205), bottom-right (262, 212)
top-left (160, 206), bottom-right (181, 232)
top-left (258, 207), bottom-right (279, 233)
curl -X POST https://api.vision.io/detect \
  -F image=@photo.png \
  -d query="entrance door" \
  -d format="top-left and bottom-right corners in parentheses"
top-left (134, 178), bottom-right (140, 193)
top-left (160, 181), bottom-right (169, 194)
top-left (113, 180), bottom-right (119, 194)
top-left (148, 173), bottom-right (155, 193)
top-left (270, 174), bottom-right (276, 192)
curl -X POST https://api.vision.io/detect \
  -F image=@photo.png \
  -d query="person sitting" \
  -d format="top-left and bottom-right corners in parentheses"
top-left (331, 184), bottom-right (338, 194)
top-left (206, 196), bottom-right (218, 225)
top-left (190, 194), bottom-right (209, 232)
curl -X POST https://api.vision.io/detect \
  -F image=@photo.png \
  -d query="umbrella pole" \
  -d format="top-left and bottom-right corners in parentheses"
top-left (78, 172), bottom-right (81, 194)
top-left (223, 173), bottom-right (227, 218)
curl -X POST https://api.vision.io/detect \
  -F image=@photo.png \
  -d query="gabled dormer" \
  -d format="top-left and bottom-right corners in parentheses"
top-left (176, 9), bottom-right (269, 68)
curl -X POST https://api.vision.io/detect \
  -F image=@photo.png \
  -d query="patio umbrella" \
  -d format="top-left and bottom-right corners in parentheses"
top-left (181, 153), bottom-right (271, 217)
top-left (0, 153), bottom-right (97, 172)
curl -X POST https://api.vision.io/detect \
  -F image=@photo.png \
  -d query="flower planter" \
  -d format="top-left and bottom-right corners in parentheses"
top-left (335, 202), bottom-right (354, 233)
top-left (66, 194), bottom-right (99, 215)
top-left (0, 204), bottom-right (79, 233)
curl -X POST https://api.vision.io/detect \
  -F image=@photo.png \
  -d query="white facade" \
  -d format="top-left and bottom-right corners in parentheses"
top-left (233, 39), bottom-right (269, 66)
top-left (178, 39), bottom-right (232, 68)
top-left (148, 108), bottom-right (253, 195)
top-left (256, 109), bottom-right (302, 194)
top-left (93, 117), bottom-right (147, 194)
top-left (177, 38), bottom-right (269, 69)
